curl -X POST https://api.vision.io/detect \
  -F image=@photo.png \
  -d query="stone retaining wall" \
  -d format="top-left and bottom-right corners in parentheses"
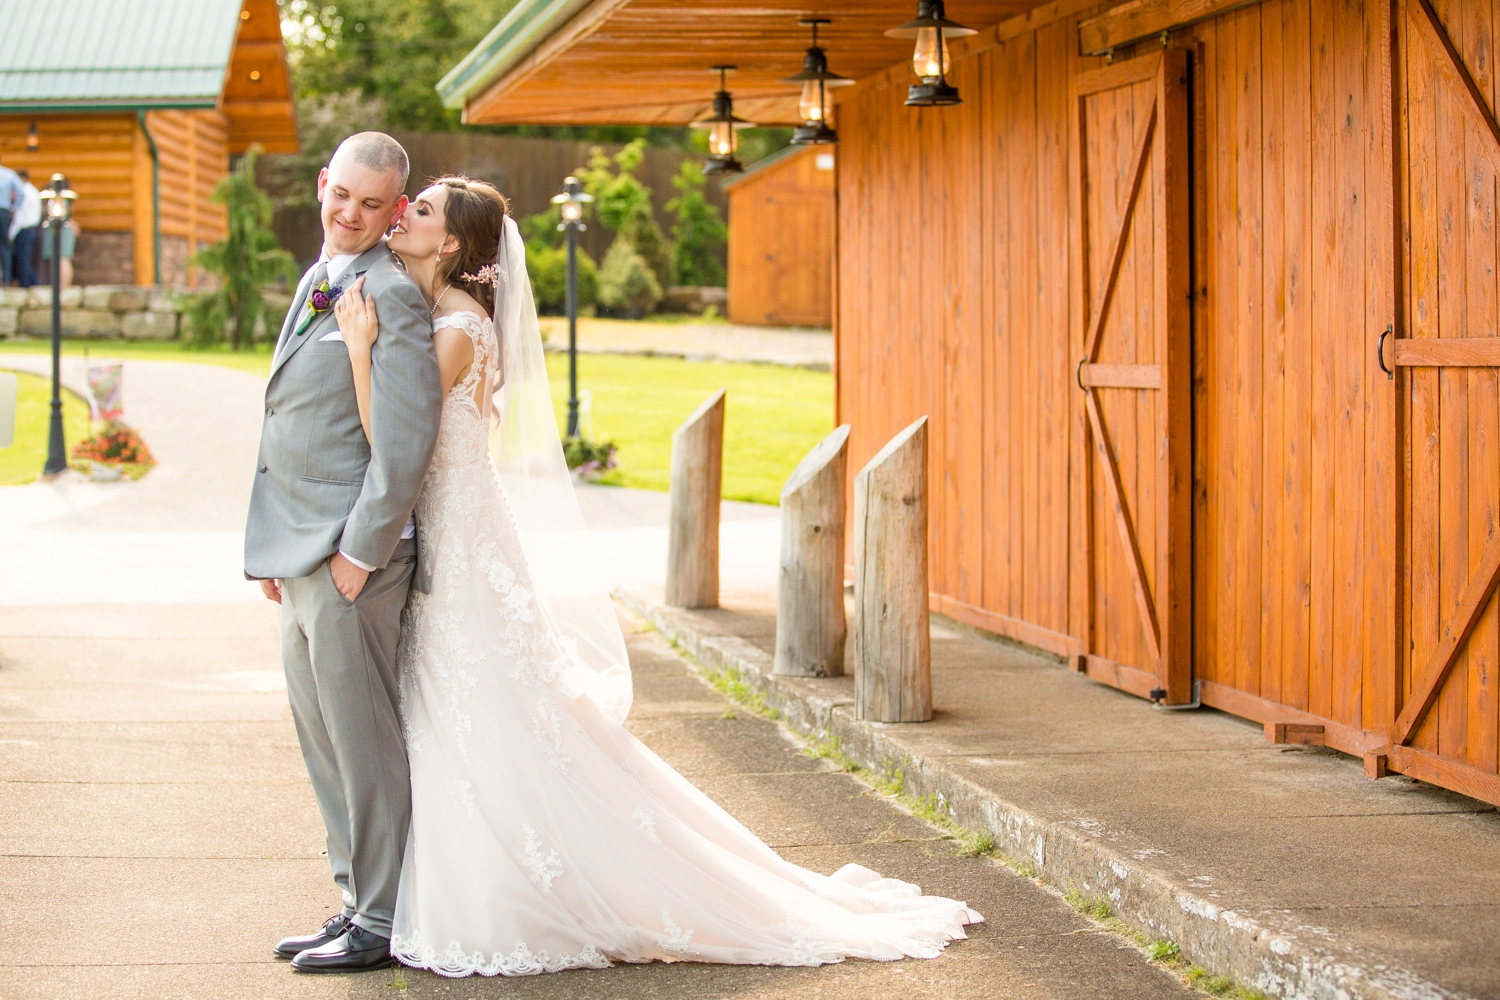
top-left (0, 286), bottom-right (187, 340)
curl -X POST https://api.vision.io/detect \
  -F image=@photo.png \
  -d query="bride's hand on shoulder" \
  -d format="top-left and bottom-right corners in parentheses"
top-left (334, 276), bottom-right (378, 357)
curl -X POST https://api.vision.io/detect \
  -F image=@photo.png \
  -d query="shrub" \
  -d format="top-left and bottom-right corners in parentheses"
top-left (596, 238), bottom-right (662, 317)
top-left (562, 436), bottom-right (618, 481)
top-left (666, 160), bottom-right (727, 287)
top-left (578, 140), bottom-right (673, 290)
top-left (186, 146), bottom-right (299, 349)
top-left (526, 242), bottom-right (598, 314)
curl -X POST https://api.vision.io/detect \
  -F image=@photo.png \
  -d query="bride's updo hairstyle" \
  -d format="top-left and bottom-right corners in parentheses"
top-left (432, 175), bottom-right (510, 315)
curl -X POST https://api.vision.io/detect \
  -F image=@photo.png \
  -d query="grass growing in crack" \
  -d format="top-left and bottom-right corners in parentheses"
top-left (660, 633), bottom-right (781, 722)
top-left (387, 968), bottom-right (408, 990)
top-left (1140, 939), bottom-right (1264, 1000)
top-left (1146, 940), bottom-right (1181, 963)
top-left (1063, 882), bottom-right (1112, 921)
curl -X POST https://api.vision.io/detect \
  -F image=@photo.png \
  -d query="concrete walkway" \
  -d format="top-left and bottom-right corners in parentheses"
top-left (543, 317), bottom-right (833, 369)
top-left (619, 589), bottom-right (1500, 1000)
top-left (0, 357), bottom-right (1198, 998)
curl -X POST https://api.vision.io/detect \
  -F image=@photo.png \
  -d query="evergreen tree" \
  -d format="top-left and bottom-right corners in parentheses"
top-left (666, 161), bottom-right (727, 287)
top-left (186, 147), bottom-right (299, 349)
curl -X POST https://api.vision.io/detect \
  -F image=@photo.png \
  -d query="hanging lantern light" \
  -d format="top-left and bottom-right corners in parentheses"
top-left (691, 66), bottom-right (754, 175)
top-left (885, 0), bottom-right (976, 107)
top-left (25, 121), bottom-right (39, 152)
top-left (784, 18), bottom-right (852, 145)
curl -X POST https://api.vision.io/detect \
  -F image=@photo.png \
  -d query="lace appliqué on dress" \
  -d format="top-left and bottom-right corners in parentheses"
top-left (632, 806), bottom-right (660, 844)
top-left (659, 911), bottom-right (700, 960)
top-left (391, 935), bottom-right (611, 978)
top-left (452, 779), bottom-right (475, 821)
top-left (519, 824), bottom-right (564, 891)
top-left (530, 697), bottom-right (572, 772)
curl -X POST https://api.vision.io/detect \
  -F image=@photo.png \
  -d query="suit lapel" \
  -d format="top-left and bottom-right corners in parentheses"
top-left (269, 243), bottom-right (391, 380)
top-left (269, 266), bottom-right (319, 380)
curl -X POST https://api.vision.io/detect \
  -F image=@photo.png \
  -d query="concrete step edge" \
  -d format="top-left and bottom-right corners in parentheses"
top-left (613, 587), bottom-right (1466, 1000)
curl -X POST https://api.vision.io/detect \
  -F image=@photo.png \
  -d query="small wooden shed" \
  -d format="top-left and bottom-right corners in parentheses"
top-left (0, 0), bottom-right (297, 287)
top-left (722, 145), bottom-right (835, 328)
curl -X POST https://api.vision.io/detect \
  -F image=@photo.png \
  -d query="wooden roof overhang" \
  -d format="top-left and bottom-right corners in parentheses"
top-left (440, 0), bottom-right (1054, 127)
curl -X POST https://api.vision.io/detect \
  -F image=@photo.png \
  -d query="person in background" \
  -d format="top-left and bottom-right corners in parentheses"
top-left (9, 169), bottom-right (40, 288)
top-left (0, 153), bottom-right (21, 285)
top-left (41, 211), bottom-right (79, 289)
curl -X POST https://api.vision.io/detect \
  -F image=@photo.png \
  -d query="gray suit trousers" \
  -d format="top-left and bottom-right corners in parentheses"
top-left (280, 537), bottom-right (415, 938)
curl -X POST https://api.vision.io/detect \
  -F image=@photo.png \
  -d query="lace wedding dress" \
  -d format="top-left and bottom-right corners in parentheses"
top-left (390, 311), bottom-right (982, 977)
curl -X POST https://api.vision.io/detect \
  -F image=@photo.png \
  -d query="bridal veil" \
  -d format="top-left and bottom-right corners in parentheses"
top-left (485, 214), bottom-right (633, 723)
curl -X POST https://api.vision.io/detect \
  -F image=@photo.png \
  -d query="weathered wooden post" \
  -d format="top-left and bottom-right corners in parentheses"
top-left (665, 388), bottom-right (726, 608)
top-left (775, 424), bottom-right (851, 677)
top-left (853, 416), bottom-right (931, 722)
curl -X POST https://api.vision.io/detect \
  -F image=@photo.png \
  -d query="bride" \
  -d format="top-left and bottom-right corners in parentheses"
top-left (331, 174), bottom-right (981, 977)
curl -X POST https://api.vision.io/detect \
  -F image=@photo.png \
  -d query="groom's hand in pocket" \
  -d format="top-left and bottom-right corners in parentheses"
top-left (330, 552), bottom-right (370, 602)
top-left (259, 579), bottom-right (282, 604)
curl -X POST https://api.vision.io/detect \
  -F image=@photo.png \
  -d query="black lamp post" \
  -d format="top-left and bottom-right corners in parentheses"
top-left (693, 66), bottom-right (753, 176)
top-left (886, 1), bottom-right (976, 107)
top-left (552, 175), bottom-right (593, 439)
top-left (785, 18), bottom-right (853, 145)
top-left (38, 173), bottom-right (75, 478)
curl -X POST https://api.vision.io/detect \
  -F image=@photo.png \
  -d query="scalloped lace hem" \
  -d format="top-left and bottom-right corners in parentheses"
top-left (391, 934), bottom-right (612, 978)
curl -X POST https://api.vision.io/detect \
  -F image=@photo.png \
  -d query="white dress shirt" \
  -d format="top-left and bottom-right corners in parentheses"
top-left (308, 249), bottom-right (418, 573)
top-left (9, 183), bottom-right (40, 238)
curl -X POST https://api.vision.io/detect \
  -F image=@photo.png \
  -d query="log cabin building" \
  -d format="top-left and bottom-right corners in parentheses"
top-left (0, 0), bottom-right (297, 287)
top-left (441, 0), bottom-right (1500, 809)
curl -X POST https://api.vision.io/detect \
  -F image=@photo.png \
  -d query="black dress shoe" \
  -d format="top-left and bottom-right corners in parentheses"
top-left (290, 923), bottom-right (395, 973)
top-left (274, 913), bottom-right (351, 960)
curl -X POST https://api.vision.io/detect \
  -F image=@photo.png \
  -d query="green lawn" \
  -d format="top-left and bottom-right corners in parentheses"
top-left (549, 353), bottom-right (833, 504)
top-left (0, 371), bottom-right (95, 486)
top-left (0, 340), bottom-right (835, 503)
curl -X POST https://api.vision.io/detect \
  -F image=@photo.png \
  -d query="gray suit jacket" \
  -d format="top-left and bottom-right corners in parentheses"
top-left (244, 241), bottom-right (441, 585)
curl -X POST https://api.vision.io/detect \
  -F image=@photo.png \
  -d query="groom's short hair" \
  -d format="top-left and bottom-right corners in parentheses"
top-left (336, 132), bottom-right (410, 192)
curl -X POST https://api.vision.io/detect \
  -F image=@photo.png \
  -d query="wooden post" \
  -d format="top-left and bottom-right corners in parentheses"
top-left (665, 388), bottom-right (725, 608)
top-left (853, 416), bottom-right (931, 722)
top-left (775, 424), bottom-right (851, 677)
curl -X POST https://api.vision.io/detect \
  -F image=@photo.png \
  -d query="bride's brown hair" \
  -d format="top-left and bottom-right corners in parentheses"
top-left (431, 175), bottom-right (510, 315)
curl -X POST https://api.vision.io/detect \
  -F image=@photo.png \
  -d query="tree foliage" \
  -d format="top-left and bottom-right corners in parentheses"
top-left (527, 243), bottom-right (599, 315)
top-left (577, 140), bottom-right (672, 290)
top-left (279, 0), bottom-right (516, 131)
top-left (666, 161), bottom-right (727, 287)
top-left (261, 89), bottom-right (387, 209)
top-left (186, 147), bottom-right (299, 349)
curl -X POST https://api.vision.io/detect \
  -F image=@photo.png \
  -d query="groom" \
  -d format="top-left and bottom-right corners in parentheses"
top-left (244, 132), bottom-right (441, 973)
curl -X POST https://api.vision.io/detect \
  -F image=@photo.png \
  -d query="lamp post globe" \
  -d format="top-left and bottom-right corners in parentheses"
top-left (39, 174), bottom-right (76, 478)
top-left (551, 176), bottom-right (594, 439)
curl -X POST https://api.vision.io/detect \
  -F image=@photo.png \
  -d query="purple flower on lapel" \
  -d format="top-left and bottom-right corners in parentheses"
top-left (308, 280), bottom-right (345, 314)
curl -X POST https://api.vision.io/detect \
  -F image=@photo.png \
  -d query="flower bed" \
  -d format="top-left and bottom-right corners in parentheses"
top-left (70, 426), bottom-right (155, 480)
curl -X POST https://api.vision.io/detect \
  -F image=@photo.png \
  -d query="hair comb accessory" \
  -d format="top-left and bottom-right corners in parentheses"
top-left (460, 264), bottom-right (501, 287)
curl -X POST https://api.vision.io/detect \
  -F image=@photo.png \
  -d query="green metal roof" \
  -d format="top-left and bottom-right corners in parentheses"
top-left (436, 0), bottom-right (564, 111)
top-left (0, 0), bottom-right (244, 111)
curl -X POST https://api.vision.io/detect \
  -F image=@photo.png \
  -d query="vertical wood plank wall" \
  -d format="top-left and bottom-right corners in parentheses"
top-left (835, 0), bottom-right (1498, 795)
top-left (839, 12), bottom-right (1091, 657)
top-left (1182, 0), bottom-right (1397, 745)
top-left (726, 147), bottom-right (835, 328)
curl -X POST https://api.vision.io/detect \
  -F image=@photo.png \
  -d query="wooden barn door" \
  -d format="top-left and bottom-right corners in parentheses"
top-left (1389, 0), bottom-right (1500, 804)
top-left (1069, 50), bottom-right (1193, 704)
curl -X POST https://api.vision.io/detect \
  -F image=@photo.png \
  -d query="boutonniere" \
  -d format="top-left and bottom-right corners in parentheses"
top-left (308, 280), bottom-right (344, 314)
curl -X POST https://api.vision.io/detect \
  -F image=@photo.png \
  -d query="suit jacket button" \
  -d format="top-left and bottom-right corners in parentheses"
top-left (259, 465), bottom-right (268, 473)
